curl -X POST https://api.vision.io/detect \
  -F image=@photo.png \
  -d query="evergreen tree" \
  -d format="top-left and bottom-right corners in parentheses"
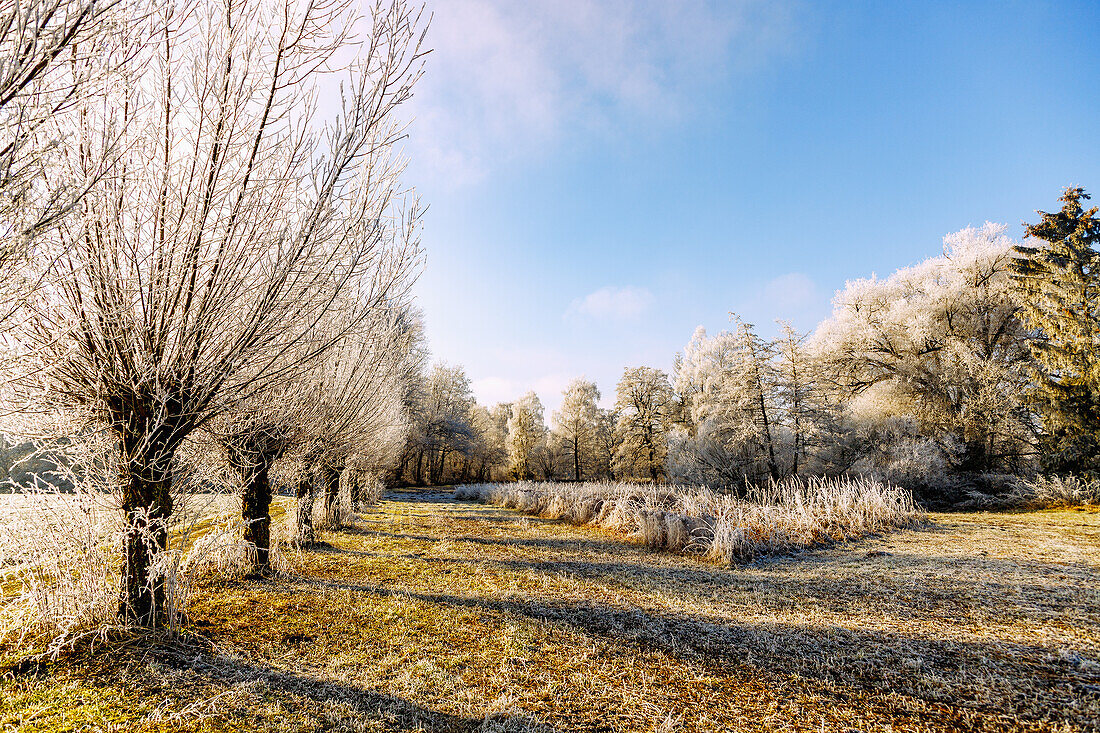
top-left (1011, 187), bottom-right (1100, 475)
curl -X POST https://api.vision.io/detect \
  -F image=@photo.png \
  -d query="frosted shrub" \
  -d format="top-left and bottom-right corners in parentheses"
top-left (1004, 475), bottom-right (1100, 509)
top-left (0, 483), bottom-right (122, 648)
top-left (1, 486), bottom-right (192, 648)
top-left (663, 514), bottom-right (690, 552)
top-left (455, 478), bottom-right (922, 564)
top-left (880, 436), bottom-right (957, 489)
top-left (543, 494), bottom-right (569, 520)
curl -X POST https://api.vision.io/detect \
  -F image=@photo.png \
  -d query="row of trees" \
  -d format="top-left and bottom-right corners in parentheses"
top-left (0, 0), bottom-right (429, 626)
top-left (407, 190), bottom-right (1098, 493)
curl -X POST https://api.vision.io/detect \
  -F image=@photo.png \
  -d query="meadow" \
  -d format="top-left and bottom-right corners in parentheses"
top-left (1, 484), bottom-right (1097, 732)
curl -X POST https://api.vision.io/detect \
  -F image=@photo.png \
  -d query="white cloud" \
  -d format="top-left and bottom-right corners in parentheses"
top-left (469, 376), bottom-right (520, 406)
top-left (761, 272), bottom-right (818, 313)
top-left (402, 0), bottom-right (798, 187)
top-left (566, 285), bottom-right (654, 321)
top-left (471, 373), bottom-right (573, 412)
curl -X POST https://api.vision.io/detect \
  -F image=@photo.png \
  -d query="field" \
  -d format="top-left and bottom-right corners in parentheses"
top-left (1, 486), bottom-right (1098, 732)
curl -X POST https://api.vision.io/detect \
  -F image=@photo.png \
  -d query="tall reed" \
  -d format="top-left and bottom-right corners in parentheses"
top-left (455, 477), bottom-right (923, 563)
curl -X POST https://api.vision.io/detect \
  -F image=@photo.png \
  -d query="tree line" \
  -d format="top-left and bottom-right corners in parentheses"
top-left (398, 196), bottom-right (1100, 499)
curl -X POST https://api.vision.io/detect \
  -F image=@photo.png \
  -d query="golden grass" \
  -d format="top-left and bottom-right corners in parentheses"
top-left (1, 488), bottom-right (1097, 732)
top-left (457, 478), bottom-right (923, 562)
top-left (0, 494), bottom-right (295, 643)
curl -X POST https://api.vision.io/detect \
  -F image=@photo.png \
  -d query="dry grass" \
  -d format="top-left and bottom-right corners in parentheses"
top-left (1005, 476), bottom-right (1100, 510)
top-left (1, 487), bottom-right (1097, 731)
top-left (0, 491), bottom-right (295, 649)
top-left (456, 478), bottom-right (923, 562)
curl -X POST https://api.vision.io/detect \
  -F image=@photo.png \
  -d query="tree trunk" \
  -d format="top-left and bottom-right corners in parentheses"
top-left (397, 451), bottom-right (411, 485)
top-left (241, 456), bottom-right (273, 575)
top-left (756, 388), bottom-right (780, 481)
top-left (117, 435), bottom-right (175, 627)
top-left (646, 429), bottom-right (659, 483)
top-left (435, 448), bottom-right (448, 485)
top-left (349, 469), bottom-right (362, 510)
top-left (573, 434), bottom-right (580, 482)
top-left (321, 464), bottom-right (342, 527)
top-left (414, 450), bottom-right (424, 485)
top-left (296, 476), bottom-right (315, 545)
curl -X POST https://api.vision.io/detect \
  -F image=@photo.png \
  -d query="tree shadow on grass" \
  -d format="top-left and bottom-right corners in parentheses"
top-left (282, 572), bottom-right (1099, 729)
top-left (338, 525), bottom-right (645, 557)
top-left (340, 546), bottom-right (1099, 646)
top-left (3, 633), bottom-right (558, 733)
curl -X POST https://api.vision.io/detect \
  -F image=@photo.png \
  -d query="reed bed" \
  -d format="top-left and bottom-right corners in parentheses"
top-left (454, 477), bottom-right (923, 562)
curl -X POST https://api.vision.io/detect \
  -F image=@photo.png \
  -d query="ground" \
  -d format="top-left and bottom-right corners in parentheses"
top-left (1, 488), bottom-right (1098, 732)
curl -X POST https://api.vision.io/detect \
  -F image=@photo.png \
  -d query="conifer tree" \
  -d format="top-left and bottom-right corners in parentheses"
top-left (1011, 187), bottom-right (1100, 475)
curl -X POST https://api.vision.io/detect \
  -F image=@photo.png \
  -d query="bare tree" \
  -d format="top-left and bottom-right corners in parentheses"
top-left (208, 381), bottom-right (310, 573)
top-left (551, 378), bottom-right (599, 481)
top-left (9, 0), bottom-right (426, 624)
top-left (0, 0), bottom-right (143, 325)
top-left (592, 407), bottom-right (618, 480)
top-left (402, 362), bottom-right (476, 485)
top-left (301, 303), bottom-right (420, 534)
top-left (613, 367), bottom-right (673, 482)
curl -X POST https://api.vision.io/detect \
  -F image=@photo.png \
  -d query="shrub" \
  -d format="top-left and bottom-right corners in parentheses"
top-left (0, 474), bottom-right (274, 652)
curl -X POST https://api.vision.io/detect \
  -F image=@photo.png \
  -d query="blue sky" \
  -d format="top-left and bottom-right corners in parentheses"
top-left (399, 0), bottom-right (1100, 412)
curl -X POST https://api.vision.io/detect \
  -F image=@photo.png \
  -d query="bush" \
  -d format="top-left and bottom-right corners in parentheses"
top-left (0, 478), bottom-right (274, 652)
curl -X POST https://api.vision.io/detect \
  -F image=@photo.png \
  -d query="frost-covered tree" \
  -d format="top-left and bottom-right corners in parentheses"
top-left (212, 381), bottom-right (309, 571)
top-left (465, 404), bottom-right (507, 481)
top-left (507, 391), bottom-right (546, 480)
top-left (410, 363), bottom-right (476, 485)
top-left (814, 223), bottom-right (1034, 476)
top-left (0, 0), bottom-right (137, 321)
top-left (298, 303), bottom-right (420, 537)
top-left (486, 402), bottom-right (514, 480)
top-left (551, 378), bottom-right (599, 481)
top-left (774, 321), bottom-right (835, 475)
top-left (1011, 187), bottom-right (1100, 476)
top-left (669, 318), bottom-right (783, 484)
top-left (592, 407), bottom-right (619, 480)
top-left (670, 326), bottom-right (745, 485)
top-left (719, 317), bottom-right (782, 480)
top-left (7, 0), bottom-right (425, 624)
top-left (537, 429), bottom-right (563, 481)
top-left (613, 366), bottom-right (673, 482)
